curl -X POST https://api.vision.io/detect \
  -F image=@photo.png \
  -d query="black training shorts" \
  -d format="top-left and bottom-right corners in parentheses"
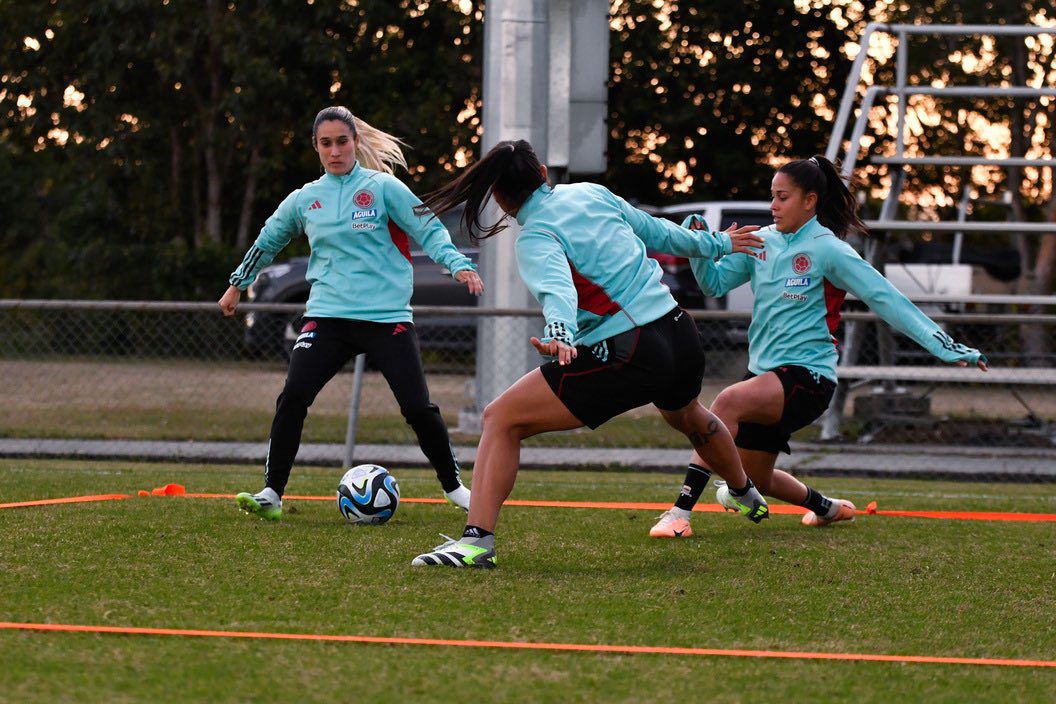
top-left (539, 307), bottom-right (706, 429)
top-left (735, 364), bottom-right (836, 455)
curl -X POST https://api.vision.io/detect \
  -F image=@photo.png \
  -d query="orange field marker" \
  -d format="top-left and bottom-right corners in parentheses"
top-left (0, 621), bottom-right (1052, 668)
top-left (186, 493), bottom-right (1056, 522)
top-left (0, 494), bottom-right (130, 510)
top-left (4, 492), bottom-right (1056, 523)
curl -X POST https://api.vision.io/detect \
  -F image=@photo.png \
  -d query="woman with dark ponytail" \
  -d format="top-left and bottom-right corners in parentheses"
top-left (411, 139), bottom-right (770, 568)
top-left (218, 106), bottom-right (484, 521)
top-left (650, 154), bottom-right (988, 539)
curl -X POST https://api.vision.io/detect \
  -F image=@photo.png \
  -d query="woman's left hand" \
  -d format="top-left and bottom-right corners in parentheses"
top-left (530, 337), bottom-right (577, 366)
top-left (456, 269), bottom-right (484, 296)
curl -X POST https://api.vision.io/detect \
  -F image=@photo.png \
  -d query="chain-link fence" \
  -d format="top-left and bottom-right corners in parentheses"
top-left (1, 300), bottom-right (1054, 473)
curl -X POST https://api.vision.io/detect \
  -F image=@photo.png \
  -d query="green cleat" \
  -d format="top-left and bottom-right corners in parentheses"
top-left (715, 480), bottom-right (769, 523)
top-left (411, 535), bottom-right (496, 568)
top-left (235, 490), bottom-right (282, 521)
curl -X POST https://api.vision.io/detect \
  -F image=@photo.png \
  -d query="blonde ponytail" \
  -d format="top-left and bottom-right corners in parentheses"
top-left (352, 116), bottom-right (408, 175)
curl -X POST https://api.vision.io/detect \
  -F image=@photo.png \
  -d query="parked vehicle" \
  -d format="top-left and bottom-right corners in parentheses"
top-left (642, 201), bottom-right (774, 345)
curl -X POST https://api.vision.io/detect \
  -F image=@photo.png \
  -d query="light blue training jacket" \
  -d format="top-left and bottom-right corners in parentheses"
top-left (514, 182), bottom-right (734, 347)
top-left (689, 215), bottom-right (986, 382)
top-left (229, 161), bottom-right (475, 323)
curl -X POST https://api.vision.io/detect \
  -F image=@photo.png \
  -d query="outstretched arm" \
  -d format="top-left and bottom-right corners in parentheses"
top-left (686, 217), bottom-right (755, 298)
top-left (824, 238), bottom-right (987, 369)
top-left (610, 190), bottom-right (762, 258)
top-left (385, 176), bottom-right (478, 281)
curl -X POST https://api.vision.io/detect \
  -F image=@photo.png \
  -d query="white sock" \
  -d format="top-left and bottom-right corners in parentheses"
top-left (256, 487), bottom-right (281, 505)
top-left (445, 485), bottom-right (471, 511)
top-left (822, 499), bottom-right (843, 519)
top-left (668, 507), bottom-right (692, 521)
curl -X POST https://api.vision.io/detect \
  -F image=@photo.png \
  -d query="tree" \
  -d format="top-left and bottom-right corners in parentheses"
top-left (0, 0), bottom-right (484, 298)
top-left (606, 0), bottom-right (857, 204)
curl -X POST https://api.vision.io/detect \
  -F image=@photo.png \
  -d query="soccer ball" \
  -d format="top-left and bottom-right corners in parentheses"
top-left (336, 464), bottom-right (400, 525)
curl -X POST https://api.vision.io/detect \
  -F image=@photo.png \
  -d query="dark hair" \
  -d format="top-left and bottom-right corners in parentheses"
top-left (313, 106), bottom-right (357, 141)
top-left (777, 155), bottom-right (868, 239)
top-left (417, 139), bottom-right (546, 241)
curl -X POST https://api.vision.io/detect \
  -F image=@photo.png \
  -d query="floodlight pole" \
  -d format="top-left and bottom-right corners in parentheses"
top-left (464, 0), bottom-right (608, 431)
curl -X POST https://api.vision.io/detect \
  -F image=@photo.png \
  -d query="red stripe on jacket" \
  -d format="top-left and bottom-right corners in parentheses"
top-left (568, 261), bottom-right (622, 316)
top-left (388, 220), bottom-right (413, 263)
top-left (823, 278), bottom-right (846, 343)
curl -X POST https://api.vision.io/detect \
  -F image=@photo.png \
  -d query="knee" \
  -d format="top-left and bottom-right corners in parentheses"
top-left (481, 398), bottom-right (522, 437)
top-left (275, 386), bottom-right (314, 413)
top-left (711, 388), bottom-right (740, 424)
top-left (480, 399), bottom-right (505, 430)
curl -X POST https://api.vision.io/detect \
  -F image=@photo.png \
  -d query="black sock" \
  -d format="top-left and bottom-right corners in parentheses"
top-left (674, 463), bottom-right (712, 511)
top-left (802, 487), bottom-right (833, 516)
top-left (463, 524), bottom-right (493, 539)
top-left (729, 477), bottom-right (754, 496)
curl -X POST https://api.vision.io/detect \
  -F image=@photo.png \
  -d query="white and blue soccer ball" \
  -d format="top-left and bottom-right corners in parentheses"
top-left (336, 464), bottom-right (400, 525)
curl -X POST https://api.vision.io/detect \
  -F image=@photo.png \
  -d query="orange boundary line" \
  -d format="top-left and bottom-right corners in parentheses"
top-left (0, 494), bottom-right (130, 510)
top-left (190, 493), bottom-right (1056, 522)
top-left (874, 509), bottom-right (1056, 523)
top-left (1, 621), bottom-right (1052, 668)
top-left (4, 492), bottom-right (1056, 523)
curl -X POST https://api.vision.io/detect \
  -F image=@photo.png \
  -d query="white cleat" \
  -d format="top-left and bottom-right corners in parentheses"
top-left (444, 485), bottom-right (471, 512)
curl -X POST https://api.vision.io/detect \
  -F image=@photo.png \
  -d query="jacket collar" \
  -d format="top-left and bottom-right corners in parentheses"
top-left (322, 161), bottom-right (361, 183)
top-left (515, 183), bottom-right (553, 226)
top-left (780, 214), bottom-right (821, 239)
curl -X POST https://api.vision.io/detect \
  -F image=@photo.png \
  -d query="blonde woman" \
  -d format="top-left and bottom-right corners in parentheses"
top-left (219, 106), bottom-right (484, 520)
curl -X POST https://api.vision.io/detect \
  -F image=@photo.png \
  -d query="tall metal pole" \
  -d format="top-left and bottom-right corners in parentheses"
top-left (462, 0), bottom-right (609, 431)
top-left (465, 0), bottom-right (551, 430)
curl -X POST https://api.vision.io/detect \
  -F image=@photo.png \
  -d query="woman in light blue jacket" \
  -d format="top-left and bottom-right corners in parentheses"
top-left (650, 155), bottom-right (987, 540)
top-left (410, 139), bottom-right (768, 568)
top-left (218, 106), bottom-right (484, 520)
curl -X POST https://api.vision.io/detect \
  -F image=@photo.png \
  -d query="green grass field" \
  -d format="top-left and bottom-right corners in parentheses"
top-left (1, 459), bottom-right (1054, 703)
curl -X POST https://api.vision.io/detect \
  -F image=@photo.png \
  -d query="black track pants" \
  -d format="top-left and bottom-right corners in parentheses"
top-left (263, 317), bottom-right (462, 496)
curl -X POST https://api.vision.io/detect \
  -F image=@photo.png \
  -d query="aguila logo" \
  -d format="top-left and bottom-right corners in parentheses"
top-left (353, 189), bottom-right (374, 208)
top-left (792, 253), bottom-right (812, 274)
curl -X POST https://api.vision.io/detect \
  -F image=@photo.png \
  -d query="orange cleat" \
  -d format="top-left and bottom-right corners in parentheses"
top-left (649, 510), bottom-right (693, 538)
top-left (802, 499), bottom-right (857, 527)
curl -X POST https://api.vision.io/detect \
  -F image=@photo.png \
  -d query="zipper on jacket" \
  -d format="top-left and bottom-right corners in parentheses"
top-left (336, 177), bottom-right (344, 219)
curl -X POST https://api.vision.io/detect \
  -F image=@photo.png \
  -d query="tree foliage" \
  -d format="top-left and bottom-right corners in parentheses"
top-left (0, 0), bottom-right (483, 298)
top-left (1, 0), bottom-right (1052, 301)
top-left (606, 0), bottom-right (855, 203)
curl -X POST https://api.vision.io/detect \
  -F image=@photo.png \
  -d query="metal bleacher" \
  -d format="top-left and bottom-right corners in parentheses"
top-left (819, 23), bottom-right (1056, 440)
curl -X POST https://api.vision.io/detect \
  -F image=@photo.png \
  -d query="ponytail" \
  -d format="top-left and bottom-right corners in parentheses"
top-left (417, 139), bottom-right (546, 242)
top-left (312, 106), bottom-right (408, 175)
top-left (351, 115), bottom-right (408, 174)
top-left (778, 155), bottom-right (868, 239)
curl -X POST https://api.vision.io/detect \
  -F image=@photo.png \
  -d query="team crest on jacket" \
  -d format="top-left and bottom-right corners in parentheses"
top-left (353, 190), bottom-right (375, 208)
top-left (792, 253), bottom-right (812, 274)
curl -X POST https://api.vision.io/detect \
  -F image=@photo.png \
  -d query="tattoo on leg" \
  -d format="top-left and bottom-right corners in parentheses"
top-left (687, 419), bottom-right (720, 450)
